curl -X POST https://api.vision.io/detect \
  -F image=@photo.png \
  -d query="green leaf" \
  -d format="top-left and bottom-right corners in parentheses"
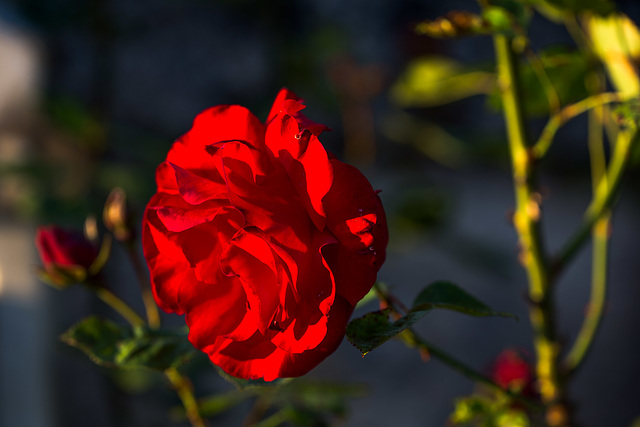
top-left (61, 316), bottom-right (196, 370)
top-left (390, 56), bottom-right (494, 108)
top-left (412, 281), bottom-right (517, 319)
top-left (347, 282), bottom-right (515, 355)
top-left (346, 308), bottom-right (432, 355)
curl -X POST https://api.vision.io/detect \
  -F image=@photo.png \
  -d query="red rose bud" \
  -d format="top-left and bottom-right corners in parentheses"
top-left (142, 88), bottom-right (388, 381)
top-left (103, 187), bottom-right (136, 243)
top-left (492, 349), bottom-right (534, 394)
top-left (35, 225), bottom-right (100, 287)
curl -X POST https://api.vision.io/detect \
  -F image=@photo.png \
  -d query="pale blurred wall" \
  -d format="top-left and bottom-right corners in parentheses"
top-left (0, 14), bottom-right (52, 427)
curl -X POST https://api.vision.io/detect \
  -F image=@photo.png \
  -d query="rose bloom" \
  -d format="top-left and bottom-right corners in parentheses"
top-left (142, 89), bottom-right (387, 380)
top-left (36, 226), bottom-right (98, 271)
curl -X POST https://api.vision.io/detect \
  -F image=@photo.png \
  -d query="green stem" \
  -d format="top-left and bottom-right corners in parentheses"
top-left (372, 283), bottom-right (541, 411)
top-left (94, 286), bottom-right (145, 327)
top-left (551, 129), bottom-right (638, 276)
top-left (125, 245), bottom-right (204, 426)
top-left (532, 92), bottom-right (622, 159)
top-left (126, 244), bottom-right (161, 329)
top-left (563, 77), bottom-right (611, 376)
top-left (252, 409), bottom-right (289, 427)
top-left (165, 367), bottom-right (207, 427)
top-left (564, 213), bottom-right (610, 374)
top-left (493, 34), bottom-right (568, 426)
top-left (405, 329), bottom-right (541, 411)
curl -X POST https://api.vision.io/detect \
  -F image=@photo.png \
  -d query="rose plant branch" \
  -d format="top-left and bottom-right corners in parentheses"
top-left (91, 278), bottom-right (207, 427)
top-left (493, 33), bottom-right (569, 425)
top-left (165, 368), bottom-right (206, 427)
top-left (372, 283), bottom-right (542, 412)
top-left (551, 128), bottom-right (639, 278)
top-left (532, 92), bottom-right (623, 159)
top-left (126, 243), bottom-right (161, 329)
top-left (92, 285), bottom-right (146, 327)
top-left (562, 130), bottom-right (639, 376)
top-left (561, 103), bottom-right (610, 376)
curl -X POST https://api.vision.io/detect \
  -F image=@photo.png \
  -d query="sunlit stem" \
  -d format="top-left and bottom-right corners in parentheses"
top-left (563, 86), bottom-right (611, 376)
top-left (532, 92), bottom-right (622, 160)
top-left (564, 213), bottom-right (610, 374)
top-left (93, 286), bottom-right (145, 327)
top-left (493, 34), bottom-right (568, 425)
top-left (126, 243), bottom-right (161, 329)
top-left (552, 129), bottom-right (638, 275)
top-left (165, 367), bottom-right (207, 427)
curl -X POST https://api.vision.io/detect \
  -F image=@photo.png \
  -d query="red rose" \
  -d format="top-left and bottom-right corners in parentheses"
top-left (142, 88), bottom-right (387, 381)
top-left (35, 225), bottom-right (100, 287)
top-left (491, 349), bottom-right (534, 394)
top-left (36, 226), bottom-right (99, 270)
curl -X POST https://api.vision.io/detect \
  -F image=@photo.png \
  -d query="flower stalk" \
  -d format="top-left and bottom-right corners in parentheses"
top-left (126, 244), bottom-right (161, 329)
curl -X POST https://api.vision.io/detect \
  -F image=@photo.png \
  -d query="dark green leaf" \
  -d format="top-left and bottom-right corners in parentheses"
top-left (61, 316), bottom-right (196, 370)
top-left (347, 282), bottom-right (515, 355)
top-left (346, 308), bottom-right (432, 355)
top-left (412, 281), bottom-right (517, 319)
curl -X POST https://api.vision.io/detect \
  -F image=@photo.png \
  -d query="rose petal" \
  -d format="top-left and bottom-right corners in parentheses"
top-left (142, 211), bottom-right (190, 314)
top-left (323, 159), bottom-right (388, 259)
top-left (265, 114), bottom-right (333, 231)
top-left (183, 273), bottom-right (258, 345)
top-left (170, 163), bottom-right (228, 205)
top-left (205, 295), bottom-right (352, 381)
top-left (220, 230), bottom-right (281, 335)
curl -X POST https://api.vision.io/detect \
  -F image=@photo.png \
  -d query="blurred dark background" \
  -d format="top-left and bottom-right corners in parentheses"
top-left (1, 0), bottom-right (640, 426)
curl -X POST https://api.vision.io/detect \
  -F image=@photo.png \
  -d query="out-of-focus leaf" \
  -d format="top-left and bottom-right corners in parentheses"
top-left (390, 57), bottom-right (494, 108)
top-left (613, 99), bottom-right (640, 129)
top-left (381, 112), bottom-right (468, 167)
top-left (61, 316), bottom-right (196, 370)
top-left (196, 390), bottom-right (253, 418)
top-left (586, 13), bottom-right (640, 98)
top-left (412, 281), bottom-right (517, 319)
top-left (396, 187), bottom-right (450, 232)
top-left (347, 282), bottom-right (515, 355)
top-left (449, 392), bottom-right (530, 426)
top-left (275, 380), bottom-right (368, 421)
top-left (489, 49), bottom-right (591, 116)
top-left (214, 366), bottom-right (292, 391)
top-left (490, 0), bottom-right (532, 29)
top-left (46, 97), bottom-right (105, 150)
top-left (415, 11), bottom-right (490, 38)
top-left (483, 7), bottom-right (514, 33)
top-left (533, 0), bottom-right (614, 21)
